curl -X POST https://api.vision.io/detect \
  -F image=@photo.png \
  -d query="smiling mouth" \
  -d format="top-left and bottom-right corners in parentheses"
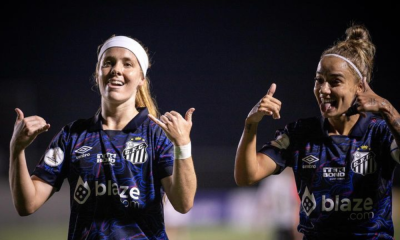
top-left (108, 80), bottom-right (124, 86)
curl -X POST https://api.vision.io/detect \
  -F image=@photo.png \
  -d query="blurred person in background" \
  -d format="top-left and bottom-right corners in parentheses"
top-left (255, 168), bottom-right (302, 240)
top-left (164, 196), bottom-right (192, 240)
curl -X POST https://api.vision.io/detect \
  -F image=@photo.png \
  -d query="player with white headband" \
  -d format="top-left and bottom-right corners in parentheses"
top-left (97, 36), bottom-right (149, 77)
top-left (9, 34), bottom-right (197, 239)
top-left (235, 23), bottom-right (400, 239)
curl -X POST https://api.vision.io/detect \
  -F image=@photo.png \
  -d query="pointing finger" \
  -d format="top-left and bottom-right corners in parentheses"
top-left (148, 114), bottom-right (167, 129)
top-left (41, 124), bottom-right (51, 132)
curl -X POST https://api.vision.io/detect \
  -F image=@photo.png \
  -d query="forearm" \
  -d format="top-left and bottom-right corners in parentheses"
top-left (379, 100), bottom-right (400, 145)
top-left (167, 157), bottom-right (197, 213)
top-left (9, 149), bottom-right (39, 215)
top-left (234, 121), bottom-right (260, 186)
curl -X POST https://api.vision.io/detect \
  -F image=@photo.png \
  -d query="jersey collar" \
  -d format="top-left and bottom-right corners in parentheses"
top-left (320, 112), bottom-right (373, 138)
top-left (89, 107), bottom-right (149, 132)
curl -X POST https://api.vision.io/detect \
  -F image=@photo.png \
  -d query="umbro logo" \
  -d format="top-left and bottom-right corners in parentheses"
top-left (302, 155), bottom-right (319, 169)
top-left (302, 155), bottom-right (319, 164)
top-left (75, 146), bottom-right (92, 154)
top-left (75, 146), bottom-right (92, 160)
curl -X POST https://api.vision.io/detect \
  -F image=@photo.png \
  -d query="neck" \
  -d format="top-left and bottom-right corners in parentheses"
top-left (327, 114), bottom-right (360, 136)
top-left (100, 101), bottom-right (139, 130)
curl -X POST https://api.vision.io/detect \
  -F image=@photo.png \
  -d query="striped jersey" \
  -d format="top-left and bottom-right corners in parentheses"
top-left (259, 113), bottom-right (399, 239)
top-left (32, 108), bottom-right (173, 240)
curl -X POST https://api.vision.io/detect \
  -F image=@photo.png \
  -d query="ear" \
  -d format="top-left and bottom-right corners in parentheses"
top-left (138, 77), bottom-right (146, 86)
top-left (356, 78), bottom-right (364, 94)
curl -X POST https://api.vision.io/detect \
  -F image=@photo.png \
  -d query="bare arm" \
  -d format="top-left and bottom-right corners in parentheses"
top-left (149, 108), bottom-right (197, 214)
top-left (234, 83), bottom-right (281, 186)
top-left (356, 80), bottom-right (400, 146)
top-left (380, 101), bottom-right (400, 147)
top-left (9, 108), bottom-right (54, 216)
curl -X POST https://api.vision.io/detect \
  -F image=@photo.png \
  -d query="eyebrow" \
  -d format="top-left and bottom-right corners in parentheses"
top-left (102, 56), bottom-right (137, 62)
top-left (316, 71), bottom-right (344, 78)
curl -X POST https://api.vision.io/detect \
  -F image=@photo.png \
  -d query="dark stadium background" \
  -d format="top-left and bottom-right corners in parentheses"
top-left (0, 1), bottom-right (399, 239)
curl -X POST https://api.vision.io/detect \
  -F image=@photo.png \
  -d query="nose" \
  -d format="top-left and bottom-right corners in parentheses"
top-left (111, 62), bottom-right (123, 76)
top-left (319, 82), bottom-right (331, 94)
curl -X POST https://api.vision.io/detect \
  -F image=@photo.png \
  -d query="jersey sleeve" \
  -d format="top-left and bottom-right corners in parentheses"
top-left (31, 126), bottom-right (70, 191)
top-left (258, 126), bottom-right (292, 174)
top-left (377, 119), bottom-right (400, 167)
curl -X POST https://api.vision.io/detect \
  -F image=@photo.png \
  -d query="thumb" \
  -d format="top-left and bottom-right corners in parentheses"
top-left (266, 83), bottom-right (277, 97)
top-left (15, 108), bottom-right (24, 122)
top-left (185, 108), bottom-right (195, 123)
top-left (362, 77), bottom-right (371, 92)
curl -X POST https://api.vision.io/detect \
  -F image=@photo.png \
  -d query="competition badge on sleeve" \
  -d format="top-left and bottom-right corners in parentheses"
top-left (123, 137), bottom-right (148, 164)
top-left (44, 147), bottom-right (64, 167)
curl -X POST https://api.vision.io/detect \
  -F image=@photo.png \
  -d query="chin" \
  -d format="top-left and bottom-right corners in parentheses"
top-left (320, 109), bottom-right (341, 119)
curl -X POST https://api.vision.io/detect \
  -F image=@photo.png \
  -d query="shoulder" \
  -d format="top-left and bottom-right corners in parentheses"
top-left (366, 113), bottom-right (391, 133)
top-left (61, 116), bottom-right (94, 134)
top-left (368, 113), bottom-right (386, 125)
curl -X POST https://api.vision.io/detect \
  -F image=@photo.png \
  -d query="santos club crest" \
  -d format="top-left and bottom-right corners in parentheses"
top-left (123, 138), bottom-right (148, 164)
top-left (351, 145), bottom-right (376, 176)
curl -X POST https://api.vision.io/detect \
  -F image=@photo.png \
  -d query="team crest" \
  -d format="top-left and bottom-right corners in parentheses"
top-left (351, 145), bottom-right (376, 176)
top-left (123, 137), bottom-right (148, 164)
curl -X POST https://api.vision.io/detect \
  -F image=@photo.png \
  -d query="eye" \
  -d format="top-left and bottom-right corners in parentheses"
top-left (329, 79), bottom-right (341, 86)
top-left (124, 62), bottom-right (133, 67)
top-left (314, 77), bottom-right (324, 84)
top-left (101, 61), bottom-right (111, 68)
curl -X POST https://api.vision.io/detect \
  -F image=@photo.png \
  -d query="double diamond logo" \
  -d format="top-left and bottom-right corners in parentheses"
top-left (302, 186), bottom-right (316, 216)
top-left (302, 155), bottom-right (319, 164)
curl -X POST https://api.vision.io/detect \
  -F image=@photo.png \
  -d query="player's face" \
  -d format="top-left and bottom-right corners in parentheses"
top-left (97, 47), bottom-right (144, 105)
top-left (314, 56), bottom-right (361, 119)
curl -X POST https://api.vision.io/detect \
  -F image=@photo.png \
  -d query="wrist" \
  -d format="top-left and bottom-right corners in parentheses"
top-left (173, 137), bottom-right (191, 146)
top-left (244, 119), bottom-right (259, 131)
top-left (174, 142), bottom-right (191, 160)
top-left (378, 99), bottom-right (392, 115)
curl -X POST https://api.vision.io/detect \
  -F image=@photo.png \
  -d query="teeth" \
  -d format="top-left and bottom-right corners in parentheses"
top-left (322, 99), bottom-right (335, 103)
top-left (109, 80), bottom-right (124, 86)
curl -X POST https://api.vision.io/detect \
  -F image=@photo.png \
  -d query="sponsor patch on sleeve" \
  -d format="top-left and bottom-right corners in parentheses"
top-left (270, 133), bottom-right (290, 149)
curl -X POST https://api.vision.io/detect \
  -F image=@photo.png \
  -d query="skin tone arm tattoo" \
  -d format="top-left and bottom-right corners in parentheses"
top-left (369, 98), bottom-right (377, 106)
top-left (246, 123), bottom-right (253, 131)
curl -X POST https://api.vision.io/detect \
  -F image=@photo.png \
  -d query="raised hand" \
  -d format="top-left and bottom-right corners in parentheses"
top-left (10, 108), bottom-right (51, 153)
top-left (148, 108), bottom-right (195, 146)
top-left (354, 78), bottom-right (390, 114)
top-left (247, 83), bottom-right (281, 123)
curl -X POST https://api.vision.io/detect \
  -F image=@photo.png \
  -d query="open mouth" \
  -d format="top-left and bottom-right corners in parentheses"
top-left (108, 80), bottom-right (124, 86)
top-left (321, 98), bottom-right (337, 112)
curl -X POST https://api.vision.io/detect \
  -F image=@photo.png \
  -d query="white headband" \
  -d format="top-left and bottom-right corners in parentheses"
top-left (322, 54), bottom-right (363, 79)
top-left (98, 36), bottom-right (149, 77)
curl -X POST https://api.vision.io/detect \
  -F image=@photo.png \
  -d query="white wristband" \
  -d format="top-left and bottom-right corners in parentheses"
top-left (174, 142), bottom-right (192, 160)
